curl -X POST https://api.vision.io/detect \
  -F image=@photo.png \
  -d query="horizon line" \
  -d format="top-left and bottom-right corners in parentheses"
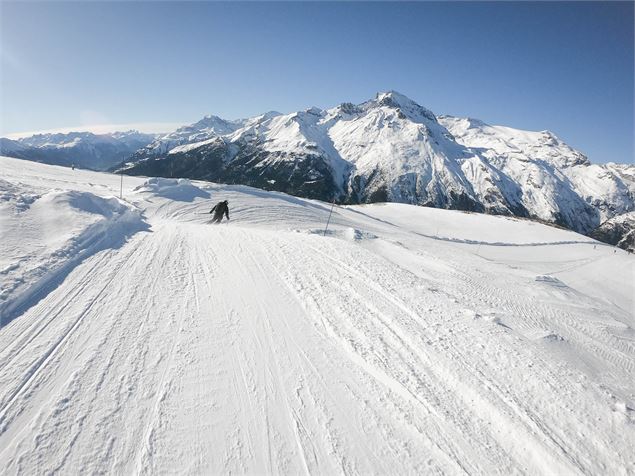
top-left (2, 122), bottom-right (188, 139)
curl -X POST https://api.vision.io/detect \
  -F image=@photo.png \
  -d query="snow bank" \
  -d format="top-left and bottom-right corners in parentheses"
top-left (0, 178), bottom-right (40, 212)
top-left (0, 188), bottom-right (146, 325)
top-left (133, 177), bottom-right (210, 202)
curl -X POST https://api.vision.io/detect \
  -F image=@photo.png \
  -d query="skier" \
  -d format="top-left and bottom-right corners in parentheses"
top-left (209, 200), bottom-right (230, 224)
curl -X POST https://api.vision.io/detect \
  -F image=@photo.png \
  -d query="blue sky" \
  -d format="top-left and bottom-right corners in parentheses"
top-left (1, 1), bottom-right (633, 164)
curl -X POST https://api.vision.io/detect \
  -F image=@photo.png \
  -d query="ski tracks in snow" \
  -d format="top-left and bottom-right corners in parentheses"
top-left (0, 210), bottom-right (633, 474)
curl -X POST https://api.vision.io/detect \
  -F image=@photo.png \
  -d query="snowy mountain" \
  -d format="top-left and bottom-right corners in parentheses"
top-left (439, 116), bottom-right (634, 228)
top-left (0, 130), bottom-right (156, 171)
top-left (439, 115), bottom-right (635, 248)
top-left (123, 92), bottom-right (494, 208)
top-left (0, 138), bottom-right (28, 155)
top-left (590, 211), bottom-right (635, 251)
top-left (1, 156), bottom-right (633, 474)
top-left (120, 91), bottom-right (635, 247)
top-left (130, 113), bottom-right (281, 159)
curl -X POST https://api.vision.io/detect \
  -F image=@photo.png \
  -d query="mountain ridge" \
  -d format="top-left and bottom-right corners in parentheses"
top-left (2, 91), bottom-right (633, 249)
top-left (0, 130), bottom-right (156, 171)
top-left (116, 91), bottom-right (634, 249)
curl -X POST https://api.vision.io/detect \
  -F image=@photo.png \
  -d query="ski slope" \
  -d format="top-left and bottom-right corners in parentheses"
top-left (0, 156), bottom-right (634, 475)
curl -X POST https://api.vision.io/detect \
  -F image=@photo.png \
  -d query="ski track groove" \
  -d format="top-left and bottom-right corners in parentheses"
top-left (447, 263), bottom-right (635, 376)
top-left (0, 247), bottom-right (116, 373)
top-left (0, 236), bottom-right (147, 434)
top-left (133, 228), bottom-right (190, 474)
top-left (237, 232), bottom-right (317, 476)
top-left (196, 237), bottom-right (259, 474)
top-left (258, 232), bottom-right (490, 473)
top-left (362, 235), bottom-right (633, 471)
top-left (264, 231), bottom-right (603, 474)
top-left (0, 230), bottom-right (164, 470)
top-left (255, 231), bottom-right (426, 473)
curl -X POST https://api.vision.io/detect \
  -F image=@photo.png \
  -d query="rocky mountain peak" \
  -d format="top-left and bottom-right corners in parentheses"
top-left (368, 90), bottom-right (437, 123)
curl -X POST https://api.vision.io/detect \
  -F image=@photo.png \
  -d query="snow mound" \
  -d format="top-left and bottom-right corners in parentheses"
top-left (42, 190), bottom-right (130, 218)
top-left (0, 178), bottom-right (41, 212)
top-left (133, 177), bottom-right (210, 202)
top-left (303, 227), bottom-right (377, 241)
top-left (541, 333), bottom-right (566, 342)
top-left (0, 190), bottom-right (146, 325)
top-left (342, 227), bottom-right (378, 241)
top-left (535, 275), bottom-right (568, 287)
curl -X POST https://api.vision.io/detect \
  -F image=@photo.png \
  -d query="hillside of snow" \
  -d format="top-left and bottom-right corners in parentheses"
top-left (0, 156), bottom-right (633, 474)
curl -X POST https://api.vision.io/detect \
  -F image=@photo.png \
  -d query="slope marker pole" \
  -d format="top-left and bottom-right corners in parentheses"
top-left (323, 198), bottom-right (336, 237)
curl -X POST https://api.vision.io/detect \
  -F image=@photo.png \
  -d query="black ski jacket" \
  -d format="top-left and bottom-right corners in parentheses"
top-left (209, 201), bottom-right (229, 220)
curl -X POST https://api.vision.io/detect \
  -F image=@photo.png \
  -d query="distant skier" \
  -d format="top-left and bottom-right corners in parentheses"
top-left (209, 200), bottom-right (230, 224)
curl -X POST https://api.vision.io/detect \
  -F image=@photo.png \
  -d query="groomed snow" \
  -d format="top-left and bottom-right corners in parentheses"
top-left (0, 181), bottom-right (145, 321)
top-left (0, 156), bottom-right (633, 475)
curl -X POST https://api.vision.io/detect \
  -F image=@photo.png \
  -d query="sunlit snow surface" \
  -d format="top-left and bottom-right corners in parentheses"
top-left (0, 156), bottom-right (633, 475)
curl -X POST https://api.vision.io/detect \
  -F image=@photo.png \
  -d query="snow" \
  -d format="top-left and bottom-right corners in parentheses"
top-left (194, 92), bottom-right (477, 200)
top-left (132, 177), bottom-right (210, 202)
top-left (438, 116), bottom-right (588, 168)
top-left (0, 180), bottom-right (145, 322)
top-left (167, 136), bottom-right (223, 155)
top-left (0, 155), bottom-right (634, 474)
top-left (18, 132), bottom-right (120, 149)
top-left (440, 114), bottom-right (635, 231)
top-left (325, 100), bottom-right (471, 200)
top-left (138, 115), bottom-right (245, 158)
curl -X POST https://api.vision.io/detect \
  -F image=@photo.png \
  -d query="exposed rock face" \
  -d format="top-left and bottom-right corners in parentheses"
top-left (590, 212), bottom-right (635, 251)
